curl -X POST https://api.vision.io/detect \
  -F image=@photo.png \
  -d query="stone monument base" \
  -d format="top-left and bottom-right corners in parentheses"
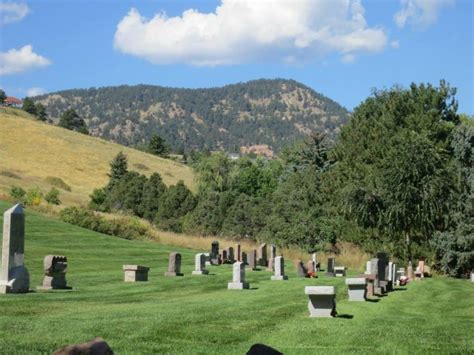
top-left (228, 282), bottom-right (249, 289)
top-left (192, 270), bottom-right (209, 275)
top-left (164, 272), bottom-right (184, 277)
top-left (271, 275), bottom-right (288, 281)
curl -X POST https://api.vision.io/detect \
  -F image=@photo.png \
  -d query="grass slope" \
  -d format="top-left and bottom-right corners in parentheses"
top-left (0, 201), bottom-right (473, 354)
top-left (0, 108), bottom-right (195, 205)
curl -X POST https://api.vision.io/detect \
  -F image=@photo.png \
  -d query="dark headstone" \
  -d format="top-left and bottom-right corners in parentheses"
top-left (248, 250), bottom-right (258, 270)
top-left (246, 343), bottom-right (282, 355)
top-left (164, 252), bottom-right (183, 276)
top-left (53, 337), bottom-right (114, 355)
top-left (325, 257), bottom-right (335, 276)
top-left (211, 241), bottom-right (219, 265)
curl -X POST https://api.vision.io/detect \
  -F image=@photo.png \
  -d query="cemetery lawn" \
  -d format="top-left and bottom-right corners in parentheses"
top-left (0, 201), bottom-right (473, 354)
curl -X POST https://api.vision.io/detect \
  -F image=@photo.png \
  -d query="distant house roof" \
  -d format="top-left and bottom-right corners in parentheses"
top-left (4, 96), bottom-right (22, 105)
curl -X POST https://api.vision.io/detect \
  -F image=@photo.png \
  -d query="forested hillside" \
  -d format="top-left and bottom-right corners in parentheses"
top-left (32, 79), bottom-right (349, 154)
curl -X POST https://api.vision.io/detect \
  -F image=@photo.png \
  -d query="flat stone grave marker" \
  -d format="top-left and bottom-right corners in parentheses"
top-left (305, 286), bottom-right (337, 318)
top-left (164, 252), bottom-right (183, 276)
top-left (123, 265), bottom-right (149, 282)
top-left (334, 266), bottom-right (346, 277)
top-left (0, 203), bottom-right (29, 294)
top-left (346, 277), bottom-right (367, 301)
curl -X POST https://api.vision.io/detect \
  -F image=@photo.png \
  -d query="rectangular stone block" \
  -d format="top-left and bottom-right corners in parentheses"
top-left (334, 266), bottom-right (346, 277)
top-left (305, 286), bottom-right (336, 317)
top-left (346, 278), bottom-right (367, 301)
top-left (123, 265), bottom-right (149, 282)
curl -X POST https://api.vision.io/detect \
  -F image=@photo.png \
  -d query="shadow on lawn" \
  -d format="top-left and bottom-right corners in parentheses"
top-left (392, 288), bottom-right (407, 292)
top-left (366, 298), bottom-right (380, 303)
top-left (336, 314), bottom-right (354, 319)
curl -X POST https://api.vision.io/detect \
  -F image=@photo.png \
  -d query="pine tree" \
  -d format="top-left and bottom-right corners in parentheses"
top-left (22, 97), bottom-right (37, 115)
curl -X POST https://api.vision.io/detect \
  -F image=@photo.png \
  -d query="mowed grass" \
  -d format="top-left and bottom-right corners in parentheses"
top-left (0, 108), bottom-right (195, 206)
top-left (0, 201), bottom-right (473, 354)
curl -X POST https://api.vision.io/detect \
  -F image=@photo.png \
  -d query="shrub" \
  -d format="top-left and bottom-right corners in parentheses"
top-left (45, 187), bottom-right (61, 205)
top-left (59, 207), bottom-right (153, 241)
top-left (45, 176), bottom-right (72, 191)
top-left (25, 188), bottom-right (43, 206)
top-left (88, 188), bottom-right (107, 211)
top-left (9, 186), bottom-right (26, 202)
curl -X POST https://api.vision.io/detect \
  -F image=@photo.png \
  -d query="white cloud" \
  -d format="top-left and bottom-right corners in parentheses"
top-left (341, 54), bottom-right (356, 63)
top-left (26, 87), bottom-right (46, 97)
top-left (0, 45), bottom-right (51, 75)
top-left (394, 0), bottom-right (454, 29)
top-left (114, 0), bottom-right (388, 66)
top-left (0, 2), bottom-right (30, 25)
top-left (390, 40), bottom-right (400, 49)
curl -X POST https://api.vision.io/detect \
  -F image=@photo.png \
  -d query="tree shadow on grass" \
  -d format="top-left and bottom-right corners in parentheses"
top-left (249, 287), bottom-right (259, 290)
top-left (336, 314), bottom-right (354, 319)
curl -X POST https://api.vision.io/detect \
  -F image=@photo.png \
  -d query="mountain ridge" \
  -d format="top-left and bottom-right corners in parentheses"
top-left (33, 79), bottom-right (350, 155)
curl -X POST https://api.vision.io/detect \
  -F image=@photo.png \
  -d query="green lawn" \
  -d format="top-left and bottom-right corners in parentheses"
top-left (0, 201), bottom-right (473, 354)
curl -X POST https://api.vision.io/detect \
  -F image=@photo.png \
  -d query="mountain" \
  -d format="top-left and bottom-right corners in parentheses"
top-left (33, 79), bottom-right (350, 155)
top-left (0, 107), bottom-right (194, 206)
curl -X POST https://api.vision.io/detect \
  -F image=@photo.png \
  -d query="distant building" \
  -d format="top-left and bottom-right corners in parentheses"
top-left (3, 97), bottom-right (23, 108)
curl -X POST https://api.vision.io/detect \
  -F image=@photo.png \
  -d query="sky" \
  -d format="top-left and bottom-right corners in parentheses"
top-left (0, 0), bottom-right (472, 114)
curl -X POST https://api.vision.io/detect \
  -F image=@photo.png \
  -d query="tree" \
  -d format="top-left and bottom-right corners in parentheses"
top-left (140, 173), bottom-right (167, 221)
top-left (22, 97), bottom-right (36, 115)
top-left (107, 151), bottom-right (128, 189)
top-left (35, 103), bottom-right (47, 121)
top-left (147, 134), bottom-right (169, 157)
top-left (58, 108), bottom-right (88, 134)
top-left (0, 90), bottom-right (6, 104)
top-left (155, 181), bottom-right (196, 232)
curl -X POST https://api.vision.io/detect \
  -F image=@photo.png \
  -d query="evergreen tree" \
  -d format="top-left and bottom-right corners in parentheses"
top-left (107, 151), bottom-right (128, 189)
top-left (58, 108), bottom-right (88, 134)
top-left (140, 173), bottom-right (167, 221)
top-left (22, 97), bottom-right (36, 115)
top-left (148, 134), bottom-right (169, 157)
top-left (0, 90), bottom-right (6, 104)
top-left (35, 103), bottom-right (47, 121)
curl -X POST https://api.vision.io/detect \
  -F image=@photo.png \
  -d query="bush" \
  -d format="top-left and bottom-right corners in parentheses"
top-left (25, 188), bottom-right (43, 206)
top-left (45, 176), bottom-right (72, 191)
top-left (88, 188), bottom-right (107, 211)
top-left (9, 186), bottom-right (26, 202)
top-left (45, 187), bottom-right (61, 205)
top-left (59, 207), bottom-right (153, 241)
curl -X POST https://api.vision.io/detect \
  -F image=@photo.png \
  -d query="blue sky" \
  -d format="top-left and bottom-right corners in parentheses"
top-left (0, 0), bottom-right (472, 114)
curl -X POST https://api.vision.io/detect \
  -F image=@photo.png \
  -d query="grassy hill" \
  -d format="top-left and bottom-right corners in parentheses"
top-left (0, 201), bottom-right (472, 354)
top-left (33, 79), bottom-right (350, 155)
top-left (0, 107), bottom-right (195, 205)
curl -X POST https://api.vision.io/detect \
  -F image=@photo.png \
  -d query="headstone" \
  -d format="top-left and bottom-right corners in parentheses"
top-left (204, 252), bottom-right (211, 266)
top-left (312, 253), bottom-right (320, 271)
top-left (247, 249), bottom-right (258, 270)
top-left (267, 244), bottom-right (276, 271)
top-left (222, 249), bottom-right (228, 264)
top-left (228, 247), bottom-right (235, 263)
top-left (228, 261), bottom-right (249, 289)
top-left (210, 240), bottom-right (220, 265)
top-left (307, 260), bottom-right (316, 275)
top-left (53, 337), bottom-right (114, 355)
top-left (392, 263), bottom-right (397, 286)
top-left (305, 286), bottom-right (337, 318)
top-left (334, 266), bottom-right (346, 277)
top-left (257, 243), bottom-right (267, 267)
top-left (37, 255), bottom-right (71, 290)
top-left (365, 261), bottom-right (371, 275)
top-left (346, 278), bottom-right (367, 301)
top-left (418, 260), bottom-right (425, 277)
top-left (376, 252), bottom-right (389, 294)
top-left (396, 267), bottom-right (405, 285)
top-left (123, 265), bottom-right (149, 282)
top-left (192, 253), bottom-right (209, 275)
top-left (471, 271), bottom-right (474, 282)
top-left (235, 244), bottom-right (241, 261)
top-left (296, 260), bottom-right (308, 278)
top-left (407, 261), bottom-right (414, 280)
top-left (241, 252), bottom-right (247, 265)
top-left (0, 204), bottom-right (29, 294)
top-left (246, 343), bottom-right (282, 355)
top-left (271, 256), bottom-right (288, 281)
top-left (362, 274), bottom-right (375, 298)
top-left (325, 257), bottom-right (335, 276)
top-left (164, 252), bottom-right (183, 276)
top-left (387, 261), bottom-right (394, 291)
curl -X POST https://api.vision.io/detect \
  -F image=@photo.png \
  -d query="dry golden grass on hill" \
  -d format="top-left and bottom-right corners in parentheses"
top-left (0, 107), bottom-right (195, 206)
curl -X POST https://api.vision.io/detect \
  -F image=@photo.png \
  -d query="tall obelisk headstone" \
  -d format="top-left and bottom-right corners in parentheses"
top-left (0, 204), bottom-right (30, 294)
